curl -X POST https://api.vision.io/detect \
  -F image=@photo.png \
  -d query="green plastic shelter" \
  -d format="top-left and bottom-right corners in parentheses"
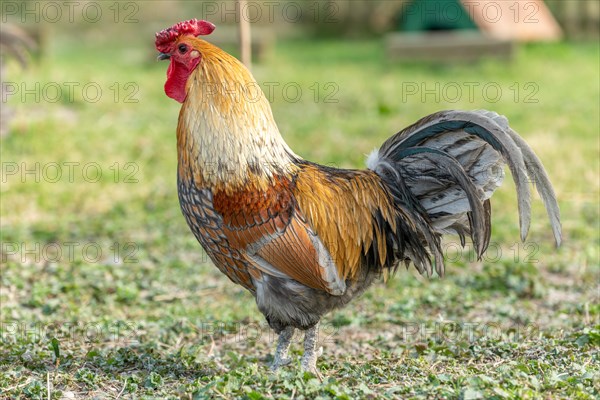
top-left (397, 0), bottom-right (562, 41)
top-left (399, 0), bottom-right (479, 32)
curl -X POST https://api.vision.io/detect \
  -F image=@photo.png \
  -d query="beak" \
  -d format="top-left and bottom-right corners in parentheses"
top-left (157, 52), bottom-right (171, 61)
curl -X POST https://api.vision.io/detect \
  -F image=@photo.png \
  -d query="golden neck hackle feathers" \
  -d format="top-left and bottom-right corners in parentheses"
top-left (176, 39), bottom-right (298, 193)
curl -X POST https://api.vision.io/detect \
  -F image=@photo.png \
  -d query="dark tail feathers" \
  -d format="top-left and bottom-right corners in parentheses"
top-left (366, 110), bottom-right (561, 277)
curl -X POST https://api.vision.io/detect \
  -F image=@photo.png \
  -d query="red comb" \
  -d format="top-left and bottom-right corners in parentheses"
top-left (155, 19), bottom-right (215, 53)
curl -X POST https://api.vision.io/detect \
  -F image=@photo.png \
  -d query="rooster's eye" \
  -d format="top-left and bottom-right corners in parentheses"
top-left (178, 44), bottom-right (188, 54)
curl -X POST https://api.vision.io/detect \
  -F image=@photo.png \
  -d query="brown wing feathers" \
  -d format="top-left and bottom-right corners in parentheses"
top-left (212, 175), bottom-right (346, 294)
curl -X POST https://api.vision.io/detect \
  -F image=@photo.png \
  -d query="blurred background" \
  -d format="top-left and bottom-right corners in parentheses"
top-left (1, 1), bottom-right (599, 398)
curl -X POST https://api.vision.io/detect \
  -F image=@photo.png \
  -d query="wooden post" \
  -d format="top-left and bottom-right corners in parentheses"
top-left (238, 0), bottom-right (251, 69)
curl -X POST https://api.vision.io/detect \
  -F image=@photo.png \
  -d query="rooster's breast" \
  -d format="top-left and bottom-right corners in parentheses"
top-left (177, 179), bottom-right (257, 292)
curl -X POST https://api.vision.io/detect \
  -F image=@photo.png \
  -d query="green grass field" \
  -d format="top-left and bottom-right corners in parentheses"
top-left (1, 33), bottom-right (598, 399)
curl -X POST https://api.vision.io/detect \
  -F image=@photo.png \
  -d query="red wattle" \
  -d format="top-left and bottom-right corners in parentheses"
top-left (164, 60), bottom-right (191, 103)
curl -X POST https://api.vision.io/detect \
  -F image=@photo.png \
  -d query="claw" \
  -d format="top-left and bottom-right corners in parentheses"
top-left (270, 356), bottom-right (292, 371)
top-left (301, 362), bottom-right (323, 381)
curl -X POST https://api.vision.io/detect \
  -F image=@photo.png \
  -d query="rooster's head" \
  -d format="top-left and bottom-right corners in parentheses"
top-left (155, 19), bottom-right (215, 103)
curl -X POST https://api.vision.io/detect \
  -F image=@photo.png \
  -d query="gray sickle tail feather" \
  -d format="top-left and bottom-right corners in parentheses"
top-left (366, 110), bottom-right (561, 277)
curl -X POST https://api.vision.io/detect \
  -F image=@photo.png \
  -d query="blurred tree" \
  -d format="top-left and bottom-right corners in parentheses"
top-left (0, 23), bottom-right (36, 137)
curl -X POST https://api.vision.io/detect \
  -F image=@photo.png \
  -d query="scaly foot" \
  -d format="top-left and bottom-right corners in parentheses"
top-left (270, 326), bottom-right (295, 371)
top-left (301, 323), bottom-right (323, 380)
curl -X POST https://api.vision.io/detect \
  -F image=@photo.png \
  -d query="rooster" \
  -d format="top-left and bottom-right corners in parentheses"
top-left (155, 20), bottom-right (561, 375)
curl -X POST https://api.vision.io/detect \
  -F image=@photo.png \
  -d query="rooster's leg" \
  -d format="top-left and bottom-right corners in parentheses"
top-left (301, 322), bottom-right (323, 378)
top-left (270, 326), bottom-right (295, 370)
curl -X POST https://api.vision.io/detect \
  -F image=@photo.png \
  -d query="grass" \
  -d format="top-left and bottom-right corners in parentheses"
top-left (1, 29), bottom-right (599, 399)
